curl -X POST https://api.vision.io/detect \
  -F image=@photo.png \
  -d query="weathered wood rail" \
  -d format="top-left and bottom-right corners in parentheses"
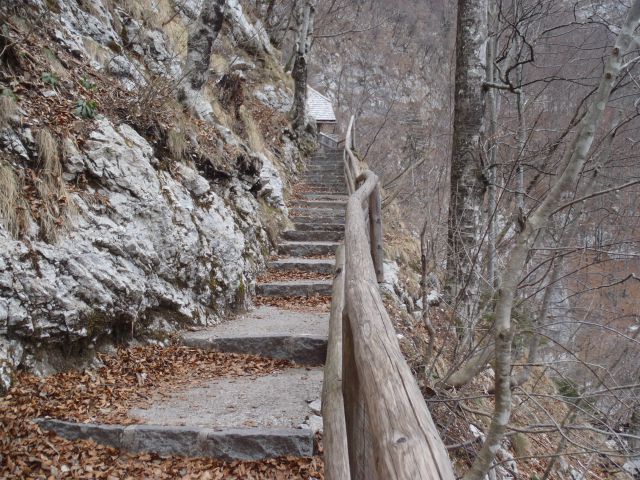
top-left (322, 116), bottom-right (455, 480)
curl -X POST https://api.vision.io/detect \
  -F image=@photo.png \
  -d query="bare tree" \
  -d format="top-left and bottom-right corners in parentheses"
top-left (290, 0), bottom-right (317, 131)
top-left (445, 0), bottom-right (488, 343)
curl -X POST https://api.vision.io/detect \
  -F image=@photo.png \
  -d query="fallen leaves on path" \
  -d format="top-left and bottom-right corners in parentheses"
top-left (256, 295), bottom-right (331, 312)
top-left (0, 345), bottom-right (324, 479)
top-left (258, 270), bottom-right (332, 282)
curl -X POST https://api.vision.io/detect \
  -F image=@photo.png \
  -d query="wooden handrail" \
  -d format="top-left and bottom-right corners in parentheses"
top-left (322, 115), bottom-right (455, 480)
top-left (322, 246), bottom-right (350, 479)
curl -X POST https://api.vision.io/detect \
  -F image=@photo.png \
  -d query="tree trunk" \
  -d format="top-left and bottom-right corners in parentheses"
top-left (180, 0), bottom-right (227, 119)
top-left (485, 5), bottom-right (498, 290)
top-left (291, 0), bottom-right (317, 131)
top-left (445, 0), bottom-right (488, 341)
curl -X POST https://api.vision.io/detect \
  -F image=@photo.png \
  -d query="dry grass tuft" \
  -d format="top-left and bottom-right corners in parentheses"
top-left (0, 95), bottom-right (18, 128)
top-left (34, 128), bottom-right (75, 242)
top-left (34, 175), bottom-right (76, 243)
top-left (239, 104), bottom-right (265, 153)
top-left (210, 96), bottom-right (233, 129)
top-left (37, 128), bottom-right (60, 174)
top-left (0, 160), bottom-right (29, 237)
top-left (166, 126), bottom-right (187, 161)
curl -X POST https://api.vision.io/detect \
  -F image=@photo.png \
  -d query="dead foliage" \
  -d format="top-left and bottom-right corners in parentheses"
top-left (0, 344), bottom-right (324, 479)
top-left (0, 94), bottom-right (18, 127)
top-left (218, 72), bottom-right (246, 115)
top-left (256, 295), bottom-right (331, 312)
top-left (258, 270), bottom-right (332, 283)
top-left (0, 158), bottom-right (30, 236)
top-left (4, 344), bottom-right (294, 425)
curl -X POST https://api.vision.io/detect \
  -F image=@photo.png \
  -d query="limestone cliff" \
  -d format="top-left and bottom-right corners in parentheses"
top-left (0, 0), bottom-right (305, 390)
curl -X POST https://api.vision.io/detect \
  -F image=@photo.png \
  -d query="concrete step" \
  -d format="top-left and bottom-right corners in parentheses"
top-left (35, 419), bottom-right (314, 461)
top-left (291, 208), bottom-right (345, 218)
top-left (303, 180), bottom-right (345, 185)
top-left (35, 363), bottom-right (324, 460)
top-left (300, 189), bottom-right (347, 195)
top-left (291, 200), bottom-right (346, 209)
top-left (293, 216), bottom-right (345, 225)
top-left (282, 229), bottom-right (344, 242)
top-left (257, 279), bottom-right (332, 296)
top-left (293, 222), bottom-right (344, 231)
top-left (304, 169), bottom-right (343, 174)
top-left (305, 165), bottom-right (343, 170)
top-left (182, 306), bottom-right (328, 364)
top-left (268, 257), bottom-right (335, 274)
top-left (303, 175), bottom-right (342, 180)
top-left (308, 162), bottom-right (342, 168)
top-left (302, 177), bottom-right (344, 183)
top-left (297, 193), bottom-right (348, 201)
top-left (278, 240), bottom-right (339, 257)
top-left (301, 187), bottom-right (346, 193)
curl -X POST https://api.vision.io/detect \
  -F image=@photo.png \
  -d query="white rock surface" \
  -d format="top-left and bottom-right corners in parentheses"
top-left (0, 0), bottom-right (301, 393)
top-left (0, 119), bottom-right (269, 380)
top-left (254, 85), bottom-right (293, 113)
top-left (259, 153), bottom-right (288, 212)
top-left (225, 0), bottom-right (274, 56)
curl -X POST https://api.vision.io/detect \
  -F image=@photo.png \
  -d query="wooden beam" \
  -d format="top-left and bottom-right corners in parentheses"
top-left (368, 182), bottom-right (384, 283)
top-left (322, 246), bottom-right (351, 480)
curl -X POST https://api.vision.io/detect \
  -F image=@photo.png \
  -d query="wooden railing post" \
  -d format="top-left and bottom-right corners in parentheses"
top-left (369, 183), bottom-right (384, 283)
top-left (323, 246), bottom-right (351, 480)
top-left (342, 308), bottom-right (375, 480)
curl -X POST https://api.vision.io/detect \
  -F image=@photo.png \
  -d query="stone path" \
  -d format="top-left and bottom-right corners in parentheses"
top-left (36, 146), bottom-right (347, 462)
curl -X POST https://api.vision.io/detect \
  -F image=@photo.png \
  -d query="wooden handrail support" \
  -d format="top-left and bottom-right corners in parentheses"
top-left (322, 245), bottom-right (351, 479)
top-left (322, 115), bottom-right (455, 479)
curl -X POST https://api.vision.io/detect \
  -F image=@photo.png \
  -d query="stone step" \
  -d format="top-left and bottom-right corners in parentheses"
top-left (277, 240), bottom-right (339, 257)
top-left (182, 306), bottom-right (328, 364)
top-left (300, 188), bottom-right (347, 194)
top-left (290, 200), bottom-right (346, 209)
top-left (304, 174), bottom-right (342, 179)
top-left (293, 222), bottom-right (344, 232)
top-left (277, 240), bottom-right (340, 256)
top-left (35, 419), bottom-right (314, 461)
top-left (257, 278), bottom-right (332, 296)
top-left (305, 165), bottom-right (343, 170)
top-left (293, 216), bottom-right (345, 225)
top-left (302, 177), bottom-right (344, 183)
top-left (303, 180), bottom-right (345, 185)
top-left (268, 257), bottom-right (335, 274)
top-left (291, 209), bottom-right (345, 218)
top-left (297, 193), bottom-right (349, 201)
top-left (301, 187), bottom-right (346, 194)
top-left (277, 241), bottom-right (338, 256)
top-left (308, 162), bottom-right (342, 168)
top-left (282, 230), bottom-right (344, 242)
top-left (304, 168), bottom-right (343, 173)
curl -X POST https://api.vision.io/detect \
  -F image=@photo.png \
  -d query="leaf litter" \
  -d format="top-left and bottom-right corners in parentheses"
top-left (0, 344), bottom-right (324, 479)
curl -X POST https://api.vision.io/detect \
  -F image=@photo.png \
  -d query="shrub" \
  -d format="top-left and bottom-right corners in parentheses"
top-left (75, 98), bottom-right (98, 118)
top-left (42, 71), bottom-right (59, 87)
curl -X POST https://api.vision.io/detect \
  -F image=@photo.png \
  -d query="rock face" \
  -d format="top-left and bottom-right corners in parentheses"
top-left (0, 0), bottom-right (300, 392)
top-left (1, 118), bottom-right (267, 384)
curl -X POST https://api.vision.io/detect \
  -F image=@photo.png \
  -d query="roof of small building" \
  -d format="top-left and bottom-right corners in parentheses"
top-left (307, 86), bottom-right (336, 123)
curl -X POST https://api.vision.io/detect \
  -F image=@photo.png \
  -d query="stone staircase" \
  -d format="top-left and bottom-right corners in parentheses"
top-left (37, 146), bottom-right (347, 463)
top-left (176, 146), bottom-right (347, 458)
